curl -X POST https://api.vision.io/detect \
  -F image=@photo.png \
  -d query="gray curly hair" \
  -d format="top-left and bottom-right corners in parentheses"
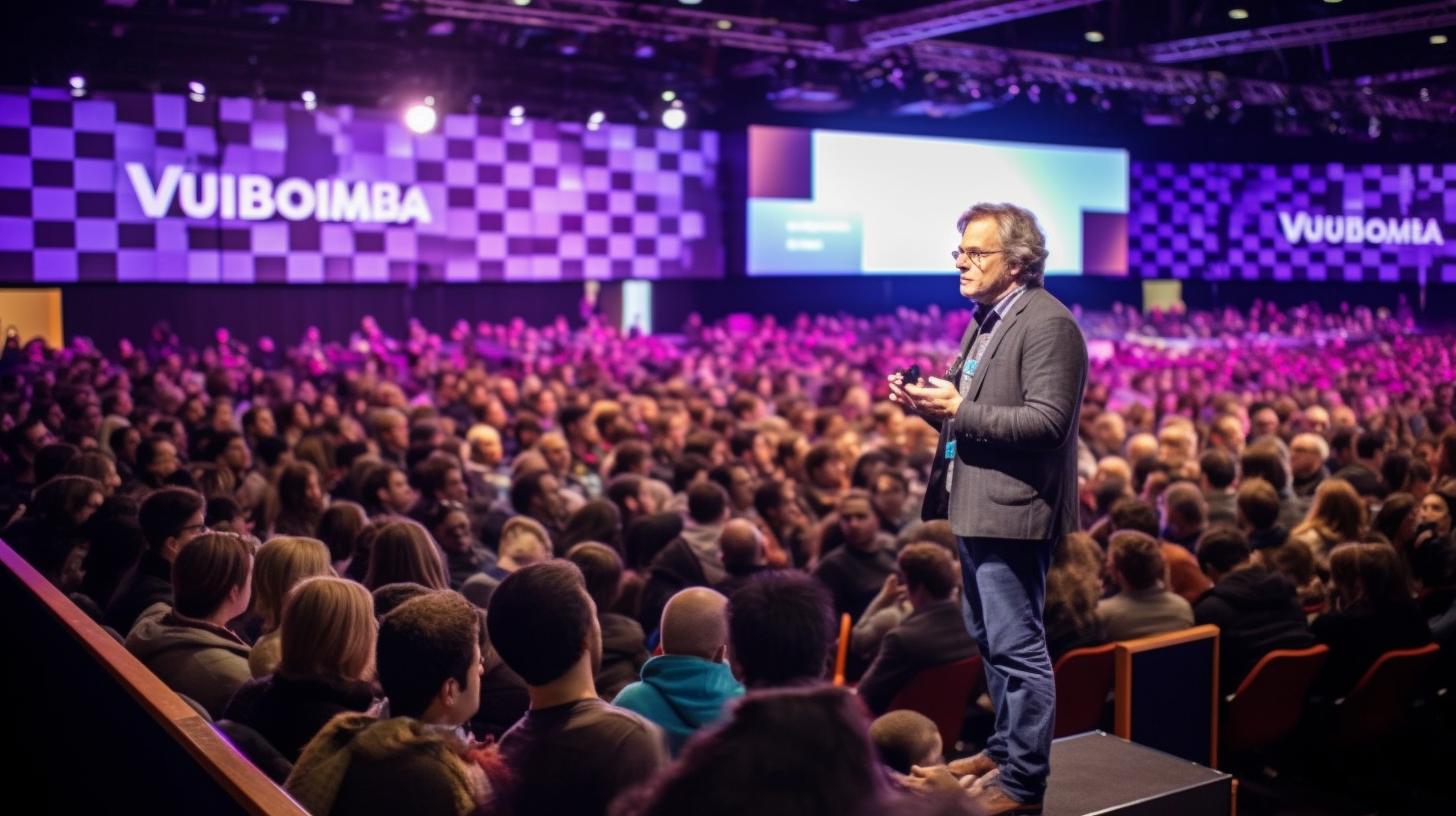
top-left (955, 202), bottom-right (1049, 287)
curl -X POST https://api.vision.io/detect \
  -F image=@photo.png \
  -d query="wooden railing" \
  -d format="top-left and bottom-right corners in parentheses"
top-left (0, 539), bottom-right (309, 815)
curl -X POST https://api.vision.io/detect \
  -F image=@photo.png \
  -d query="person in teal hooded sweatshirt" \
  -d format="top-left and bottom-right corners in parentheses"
top-left (613, 586), bottom-right (745, 754)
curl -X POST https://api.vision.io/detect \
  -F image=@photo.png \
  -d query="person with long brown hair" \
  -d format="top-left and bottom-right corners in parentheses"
top-left (1043, 532), bottom-right (1107, 661)
top-left (224, 576), bottom-right (379, 761)
top-left (363, 519), bottom-right (449, 591)
top-left (1311, 542), bottom-right (1431, 696)
top-left (272, 461), bottom-right (328, 538)
top-left (1289, 478), bottom-right (1367, 563)
top-left (125, 531), bottom-right (256, 718)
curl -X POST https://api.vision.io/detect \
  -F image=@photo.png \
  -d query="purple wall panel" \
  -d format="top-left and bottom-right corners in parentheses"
top-left (1128, 161), bottom-right (1456, 282)
top-left (0, 87), bottom-right (722, 283)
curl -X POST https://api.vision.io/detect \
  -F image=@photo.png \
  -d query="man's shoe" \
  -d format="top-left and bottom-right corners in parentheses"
top-left (946, 751), bottom-right (999, 779)
top-left (967, 784), bottom-right (1043, 816)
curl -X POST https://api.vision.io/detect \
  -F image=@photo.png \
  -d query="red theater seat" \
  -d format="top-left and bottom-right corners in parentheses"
top-left (886, 656), bottom-right (985, 750)
top-left (1053, 643), bottom-right (1117, 738)
top-left (1220, 644), bottom-right (1328, 758)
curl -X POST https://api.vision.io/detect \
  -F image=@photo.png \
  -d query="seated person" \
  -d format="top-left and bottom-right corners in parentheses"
top-left (856, 544), bottom-right (979, 715)
top-left (106, 487), bottom-right (206, 635)
top-left (1192, 527), bottom-right (1315, 694)
top-left (566, 542), bottom-right (648, 701)
top-left (489, 561), bottom-right (668, 816)
top-left (613, 686), bottom-right (888, 816)
top-left (223, 577), bottom-right (379, 761)
top-left (1311, 542), bottom-right (1433, 697)
top-left (1107, 497), bottom-right (1211, 603)
top-left (1044, 532), bottom-right (1107, 662)
top-left (614, 587), bottom-right (745, 755)
top-left (727, 571), bottom-right (836, 690)
top-left (285, 591), bottom-right (499, 816)
top-left (1095, 531), bottom-right (1194, 641)
top-left (812, 490), bottom-right (898, 623)
top-left (125, 531), bottom-right (254, 718)
top-left (870, 709), bottom-right (944, 776)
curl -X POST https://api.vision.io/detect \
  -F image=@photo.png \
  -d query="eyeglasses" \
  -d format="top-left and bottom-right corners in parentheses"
top-left (951, 248), bottom-right (1003, 270)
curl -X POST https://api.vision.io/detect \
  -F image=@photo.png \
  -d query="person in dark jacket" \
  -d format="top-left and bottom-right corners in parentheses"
top-left (1192, 527), bottom-right (1316, 694)
top-left (223, 577), bottom-right (378, 761)
top-left (567, 542), bottom-right (649, 700)
top-left (1311, 542), bottom-right (1433, 697)
top-left (857, 544), bottom-right (979, 714)
top-left (636, 534), bottom-right (726, 635)
top-left (106, 487), bottom-right (206, 635)
top-left (811, 491), bottom-right (897, 624)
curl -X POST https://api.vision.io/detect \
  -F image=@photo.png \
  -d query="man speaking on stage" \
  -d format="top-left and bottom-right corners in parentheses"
top-left (889, 202), bottom-right (1088, 815)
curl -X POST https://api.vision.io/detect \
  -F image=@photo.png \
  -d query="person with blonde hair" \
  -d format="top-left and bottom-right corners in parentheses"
top-left (363, 519), bottom-right (449, 591)
top-left (1290, 478), bottom-right (1367, 563)
top-left (247, 536), bottom-right (333, 677)
top-left (224, 576), bottom-right (379, 761)
top-left (496, 515), bottom-right (553, 573)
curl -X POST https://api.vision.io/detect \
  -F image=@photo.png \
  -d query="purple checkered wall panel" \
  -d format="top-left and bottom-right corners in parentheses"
top-left (1129, 161), bottom-right (1456, 283)
top-left (0, 87), bottom-right (722, 283)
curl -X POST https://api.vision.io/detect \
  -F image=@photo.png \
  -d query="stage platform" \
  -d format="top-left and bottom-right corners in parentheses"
top-left (1044, 731), bottom-right (1232, 816)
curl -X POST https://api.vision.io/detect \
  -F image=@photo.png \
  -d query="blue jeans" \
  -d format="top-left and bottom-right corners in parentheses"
top-left (957, 536), bottom-right (1055, 802)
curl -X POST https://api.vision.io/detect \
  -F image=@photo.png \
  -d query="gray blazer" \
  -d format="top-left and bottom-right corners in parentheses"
top-left (921, 286), bottom-right (1087, 541)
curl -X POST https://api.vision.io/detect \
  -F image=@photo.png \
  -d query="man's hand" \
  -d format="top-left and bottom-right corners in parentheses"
top-left (888, 372), bottom-right (936, 422)
top-left (903, 765), bottom-right (968, 795)
top-left (904, 377), bottom-right (963, 423)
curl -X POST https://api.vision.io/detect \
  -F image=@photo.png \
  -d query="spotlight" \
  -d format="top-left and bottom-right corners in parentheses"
top-left (661, 90), bottom-right (677, 102)
top-left (661, 107), bottom-right (687, 130)
top-left (1084, 30), bottom-right (1104, 43)
top-left (188, 81), bottom-right (206, 96)
top-left (1432, 34), bottom-right (1449, 45)
top-left (716, 19), bottom-right (733, 30)
top-left (511, 0), bottom-right (531, 5)
top-left (1229, 8), bottom-right (1249, 20)
top-left (404, 100), bottom-right (438, 134)
top-left (508, 104), bottom-right (525, 118)
top-left (678, 0), bottom-right (703, 5)
top-left (589, 110), bottom-right (606, 124)
top-left (301, 89), bottom-right (317, 110)
top-left (69, 75), bottom-right (86, 98)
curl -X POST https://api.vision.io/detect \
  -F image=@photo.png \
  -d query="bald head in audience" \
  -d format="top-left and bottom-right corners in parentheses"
top-left (659, 587), bottom-right (730, 662)
top-left (719, 518), bottom-right (765, 571)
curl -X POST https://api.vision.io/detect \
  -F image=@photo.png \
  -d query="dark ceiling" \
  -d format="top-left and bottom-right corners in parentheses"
top-left (9, 1), bottom-right (1456, 142)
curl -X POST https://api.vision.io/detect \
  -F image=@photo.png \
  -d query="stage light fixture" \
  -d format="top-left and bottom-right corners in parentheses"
top-left (587, 110), bottom-right (605, 131)
top-left (1084, 30), bottom-right (1104, 43)
top-left (188, 81), bottom-right (206, 96)
top-left (508, 104), bottom-right (526, 126)
top-left (512, 0), bottom-right (531, 6)
top-left (661, 90), bottom-right (677, 102)
top-left (69, 75), bottom-right (86, 97)
top-left (1228, 8), bottom-right (1249, 20)
top-left (716, 19), bottom-right (733, 30)
top-left (662, 107), bottom-right (687, 130)
top-left (678, 0), bottom-right (703, 5)
top-left (404, 100), bottom-right (438, 134)
top-left (301, 89), bottom-right (317, 110)
top-left (1432, 34), bottom-right (1449, 45)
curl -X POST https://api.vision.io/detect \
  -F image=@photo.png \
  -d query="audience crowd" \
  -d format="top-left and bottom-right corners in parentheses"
top-left (3, 298), bottom-right (1454, 815)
